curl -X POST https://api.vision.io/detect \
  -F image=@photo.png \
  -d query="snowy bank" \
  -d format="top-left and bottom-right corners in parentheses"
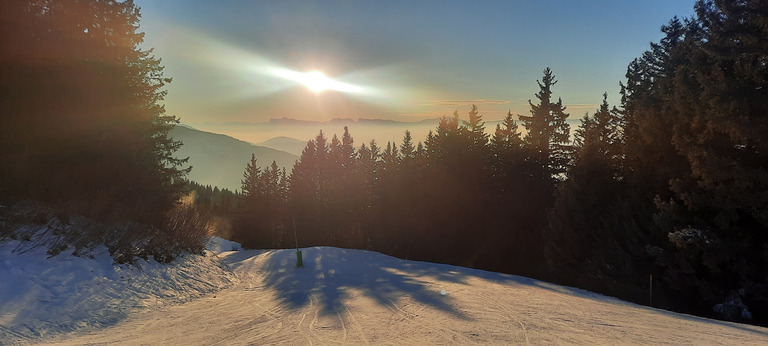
top-left (0, 237), bottom-right (238, 343)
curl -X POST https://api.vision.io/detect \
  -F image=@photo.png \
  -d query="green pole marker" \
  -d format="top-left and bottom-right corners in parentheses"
top-left (292, 218), bottom-right (303, 268)
top-left (650, 274), bottom-right (653, 307)
top-left (296, 249), bottom-right (303, 268)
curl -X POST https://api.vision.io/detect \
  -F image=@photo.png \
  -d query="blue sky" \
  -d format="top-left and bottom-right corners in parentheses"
top-left (136, 0), bottom-right (697, 123)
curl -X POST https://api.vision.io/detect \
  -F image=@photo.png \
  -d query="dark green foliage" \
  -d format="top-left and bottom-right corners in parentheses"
top-left (501, 69), bottom-right (574, 270)
top-left (1, 1), bottom-right (189, 221)
top-left (612, 0), bottom-right (768, 323)
top-left (461, 104), bottom-right (490, 156)
top-left (230, 72), bottom-right (568, 278)
top-left (0, 0), bottom-right (199, 262)
top-left (518, 68), bottom-right (572, 187)
top-left (188, 181), bottom-right (239, 216)
top-left (546, 94), bottom-right (648, 297)
top-left (289, 131), bottom-right (333, 247)
top-left (233, 155), bottom-right (288, 249)
top-left (187, 181), bottom-right (239, 241)
top-left (265, 100), bottom-right (546, 274)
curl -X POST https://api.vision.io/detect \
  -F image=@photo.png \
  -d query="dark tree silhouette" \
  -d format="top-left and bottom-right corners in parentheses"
top-left (518, 68), bottom-right (572, 187)
top-left (233, 154), bottom-right (289, 249)
top-left (0, 0), bottom-right (194, 262)
top-left (546, 94), bottom-right (647, 297)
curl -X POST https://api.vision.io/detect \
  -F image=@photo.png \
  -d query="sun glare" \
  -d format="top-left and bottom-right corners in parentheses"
top-left (303, 71), bottom-right (331, 93)
top-left (269, 68), bottom-right (369, 95)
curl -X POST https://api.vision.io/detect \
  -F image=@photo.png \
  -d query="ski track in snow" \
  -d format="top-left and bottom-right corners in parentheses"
top-left (2, 238), bottom-right (767, 345)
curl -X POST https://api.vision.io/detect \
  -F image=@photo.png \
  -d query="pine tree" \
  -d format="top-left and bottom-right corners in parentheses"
top-left (500, 68), bottom-right (573, 270)
top-left (0, 0), bottom-right (192, 261)
top-left (240, 154), bottom-right (262, 199)
top-left (546, 94), bottom-right (642, 290)
top-left (1, 0), bottom-right (188, 220)
top-left (339, 126), bottom-right (356, 169)
top-left (462, 104), bottom-right (490, 153)
top-left (423, 130), bottom-right (437, 169)
top-left (489, 112), bottom-right (524, 195)
top-left (572, 93), bottom-right (622, 175)
top-left (458, 104), bottom-right (491, 184)
top-left (289, 131), bottom-right (332, 246)
top-left (431, 112), bottom-right (462, 166)
top-left (356, 140), bottom-right (381, 192)
top-left (263, 161), bottom-right (287, 247)
top-left (234, 154), bottom-right (263, 247)
top-left (518, 67), bottom-right (572, 185)
top-left (399, 130), bottom-right (416, 165)
top-left (611, 0), bottom-right (768, 321)
top-left (327, 127), bottom-right (357, 245)
top-left (354, 141), bottom-right (380, 248)
top-left (381, 142), bottom-right (400, 173)
top-left (415, 142), bottom-right (426, 161)
top-left (490, 113), bottom-right (523, 163)
top-left (651, 0), bottom-right (768, 320)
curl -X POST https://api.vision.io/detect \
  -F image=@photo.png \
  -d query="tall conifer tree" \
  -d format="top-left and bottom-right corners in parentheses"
top-left (519, 67), bottom-right (571, 185)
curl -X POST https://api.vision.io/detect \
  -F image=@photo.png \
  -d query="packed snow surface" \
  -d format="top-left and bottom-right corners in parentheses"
top-left (2, 238), bottom-right (767, 345)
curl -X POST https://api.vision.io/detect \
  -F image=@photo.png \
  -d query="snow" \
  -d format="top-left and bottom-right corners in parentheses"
top-left (205, 236), bottom-right (241, 253)
top-left (0, 238), bottom-right (237, 343)
top-left (2, 238), bottom-right (767, 345)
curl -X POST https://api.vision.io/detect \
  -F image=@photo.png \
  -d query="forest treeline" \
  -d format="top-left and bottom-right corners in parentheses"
top-left (222, 1), bottom-right (768, 324)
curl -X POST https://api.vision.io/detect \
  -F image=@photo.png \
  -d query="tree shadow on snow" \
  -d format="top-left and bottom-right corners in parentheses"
top-left (254, 247), bottom-right (472, 319)
top-left (234, 246), bottom-right (693, 323)
top-left (228, 247), bottom-right (768, 335)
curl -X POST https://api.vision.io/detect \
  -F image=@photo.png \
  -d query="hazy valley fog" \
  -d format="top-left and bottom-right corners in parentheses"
top-left (188, 117), bottom-right (583, 151)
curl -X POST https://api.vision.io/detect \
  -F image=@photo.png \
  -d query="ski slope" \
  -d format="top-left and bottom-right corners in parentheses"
top-left (3, 238), bottom-right (767, 345)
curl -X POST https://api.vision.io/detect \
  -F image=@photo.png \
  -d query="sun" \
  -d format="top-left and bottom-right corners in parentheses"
top-left (268, 67), bottom-right (367, 94)
top-left (301, 70), bottom-right (332, 93)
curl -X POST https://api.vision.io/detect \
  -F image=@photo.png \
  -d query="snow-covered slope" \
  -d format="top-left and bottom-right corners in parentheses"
top-left (3, 239), bottom-right (767, 344)
top-left (0, 238), bottom-right (237, 344)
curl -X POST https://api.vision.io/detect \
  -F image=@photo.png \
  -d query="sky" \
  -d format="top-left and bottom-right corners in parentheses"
top-left (135, 0), bottom-right (698, 125)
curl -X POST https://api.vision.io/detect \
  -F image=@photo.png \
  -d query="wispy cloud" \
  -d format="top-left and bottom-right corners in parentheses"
top-left (398, 108), bottom-right (516, 122)
top-left (565, 103), bottom-right (600, 115)
top-left (395, 111), bottom-right (447, 120)
top-left (420, 99), bottom-right (512, 107)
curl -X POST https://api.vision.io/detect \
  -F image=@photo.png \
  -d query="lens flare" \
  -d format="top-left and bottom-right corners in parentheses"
top-left (304, 71), bottom-right (330, 92)
top-left (269, 68), bottom-right (368, 94)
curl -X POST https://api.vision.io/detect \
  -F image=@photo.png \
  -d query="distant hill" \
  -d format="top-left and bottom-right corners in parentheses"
top-left (266, 117), bottom-right (441, 126)
top-left (189, 118), bottom-right (445, 149)
top-left (169, 125), bottom-right (298, 191)
top-left (257, 136), bottom-right (308, 156)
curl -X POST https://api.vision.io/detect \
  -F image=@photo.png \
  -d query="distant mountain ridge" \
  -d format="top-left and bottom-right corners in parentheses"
top-left (169, 125), bottom-right (298, 191)
top-left (194, 117), bottom-right (442, 127)
top-left (185, 118), bottom-right (448, 150)
top-left (257, 136), bottom-right (308, 156)
top-left (182, 116), bottom-right (585, 156)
